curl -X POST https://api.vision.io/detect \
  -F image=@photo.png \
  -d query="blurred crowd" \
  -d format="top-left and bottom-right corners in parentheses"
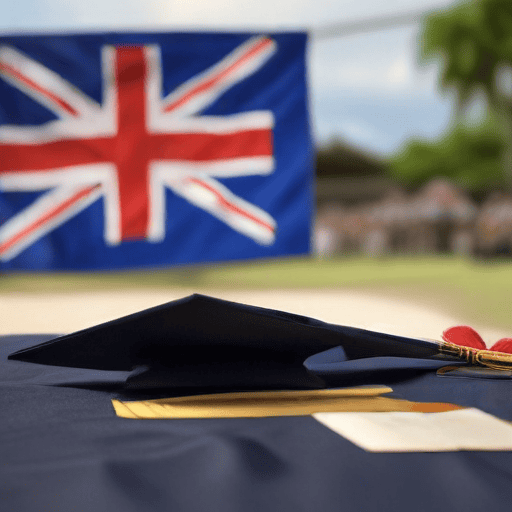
top-left (314, 178), bottom-right (512, 258)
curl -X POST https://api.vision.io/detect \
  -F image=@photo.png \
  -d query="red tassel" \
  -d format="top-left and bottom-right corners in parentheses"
top-left (442, 326), bottom-right (487, 350)
top-left (442, 326), bottom-right (512, 354)
top-left (489, 338), bottom-right (512, 354)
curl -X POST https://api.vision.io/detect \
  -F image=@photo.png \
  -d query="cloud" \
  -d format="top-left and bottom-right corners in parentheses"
top-left (311, 88), bottom-right (454, 153)
top-left (386, 54), bottom-right (412, 88)
top-left (1, 0), bottom-right (460, 32)
top-left (150, 0), bottom-right (460, 31)
top-left (309, 24), bottom-right (442, 101)
top-left (338, 119), bottom-right (380, 145)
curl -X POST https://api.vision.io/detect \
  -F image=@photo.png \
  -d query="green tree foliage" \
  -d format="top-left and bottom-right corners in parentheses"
top-left (389, 114), bottom-right (507, 193)
top-left (421, 0), bottom-right (512, 106)
top-left (389, 0), bottom-right (512, 193)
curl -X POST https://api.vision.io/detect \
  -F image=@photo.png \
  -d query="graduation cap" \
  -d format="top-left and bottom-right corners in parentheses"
top-left (9, 294), bottom-right (491, 391)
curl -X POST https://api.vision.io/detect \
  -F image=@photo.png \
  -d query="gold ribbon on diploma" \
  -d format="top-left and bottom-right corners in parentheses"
top-left (112, 386), bottom-right (463, 419)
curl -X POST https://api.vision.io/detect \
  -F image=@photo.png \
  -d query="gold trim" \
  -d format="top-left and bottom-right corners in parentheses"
top-left (111, 387), bottom-right (464, 419)
top-left (439, 341), bottom-right (512, 370)
top-left (436, 365), bottom-right (462, 376)
top-left (475, 350), bottom-right (512, 370)
top-left (438, 341), bottom-right (478, 364)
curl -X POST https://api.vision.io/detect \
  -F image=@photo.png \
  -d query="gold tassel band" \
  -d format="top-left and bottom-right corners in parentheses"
top-left (439, 341), bottom-right (512, 370)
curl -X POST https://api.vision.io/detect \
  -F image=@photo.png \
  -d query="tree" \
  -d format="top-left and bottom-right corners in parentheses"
top-left (420, 0), bottom-right (512, 185)
top-left (421, 0), bottom-right (512, 104)
top-left (389, 113), bottom-right (507, 196)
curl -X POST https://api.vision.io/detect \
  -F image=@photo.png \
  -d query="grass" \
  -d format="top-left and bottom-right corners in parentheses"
top-left (1, 255), bottom-right (511, 331)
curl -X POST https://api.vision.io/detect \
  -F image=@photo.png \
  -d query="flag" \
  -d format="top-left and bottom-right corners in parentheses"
top-left (0, 32), bottom-right (312, 270)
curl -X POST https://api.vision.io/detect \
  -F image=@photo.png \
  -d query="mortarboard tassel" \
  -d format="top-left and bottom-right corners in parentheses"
top-left (443, 326), bottom-right (512, 354)
top-left (438, 325), bottom-right (512, 370)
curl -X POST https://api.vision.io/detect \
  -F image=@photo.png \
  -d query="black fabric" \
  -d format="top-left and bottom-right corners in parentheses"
top-left (3, 333), bottom-right (512, 512)
top-left (124, 360), bottom-right (326, 391)
top-left (304, 346), bottom-right (470, 387)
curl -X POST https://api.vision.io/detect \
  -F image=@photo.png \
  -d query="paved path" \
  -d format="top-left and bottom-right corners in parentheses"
top-left (1, 288), bottom-right (508, 342)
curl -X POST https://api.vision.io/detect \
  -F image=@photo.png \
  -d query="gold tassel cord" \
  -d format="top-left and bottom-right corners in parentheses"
top-left (439, 342), bottom-right (512, 370)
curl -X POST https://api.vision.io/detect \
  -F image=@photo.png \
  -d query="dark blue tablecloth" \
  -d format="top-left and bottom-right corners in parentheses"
top-left (2, 331), bottom-right (512, 512)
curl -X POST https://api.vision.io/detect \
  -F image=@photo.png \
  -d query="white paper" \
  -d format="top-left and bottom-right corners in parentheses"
top-left (313, 408), bottom-right (512, 452)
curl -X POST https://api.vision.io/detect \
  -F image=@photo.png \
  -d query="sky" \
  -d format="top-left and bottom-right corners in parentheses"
top-left (0, 0), bottom-right (461, 156)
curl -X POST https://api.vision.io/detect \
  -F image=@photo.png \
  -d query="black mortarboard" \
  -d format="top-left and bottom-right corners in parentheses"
top-left (9, 294), bottom-right (443, 391)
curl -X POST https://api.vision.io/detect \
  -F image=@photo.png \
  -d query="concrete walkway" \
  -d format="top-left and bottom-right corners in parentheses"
top-left (1, 288), bottom-right (508, 342)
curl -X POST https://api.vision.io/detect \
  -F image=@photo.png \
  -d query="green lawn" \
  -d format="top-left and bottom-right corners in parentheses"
top-left (1, 256), bottom-right (511, 331)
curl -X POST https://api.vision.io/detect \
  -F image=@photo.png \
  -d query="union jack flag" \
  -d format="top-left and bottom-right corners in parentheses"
top-left (0, 33), bottom-right (312, 270)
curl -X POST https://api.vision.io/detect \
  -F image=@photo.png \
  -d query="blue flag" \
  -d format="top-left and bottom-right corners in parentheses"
top-left (0, 32), bottom-right (312, 270)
